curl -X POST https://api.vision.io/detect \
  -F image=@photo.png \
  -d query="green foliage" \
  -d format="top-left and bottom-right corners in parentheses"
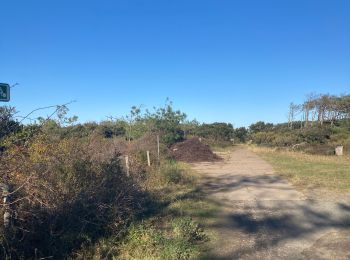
top-left (60, 122), bottom-right (99, 138)
top-left (75, 159), bottom-right (208, 260)
top-left (249, 121), bottom-right (274, 133)
top-left (56, 104), bottom-right (78, 126)
top-left (152, 101), bottom-right (187, 145)
top-left (248, 94), bottom-right (350, 152)
top-left (330, 126), bottom-right (350, 148)
top-left (250, 127), bottom-right (334, 147)
top-left (160, 160), bottom-right (187, 184)
top-left (298, 127), bottom-right (332, 144)
top-left (195, 122), bottom-right (234, 142)
top-left (123, 105), bottom-right (149, 141)
top-left (250, 131), bottom-right (277, 145)
top-left (0, 106), bottom-right (21, 142)
top-left (182, 119), bottom-right (200, 138)
top-left (172, 217), bottom-right (207, 243)
top-left (256, 147), bottom-right (350, 192)
top-left (1, 124), bottom-right (40, 147)
top-left (99, 121), bottom-right (126, 138)
top-left (248, 119), bottom-right (350, 155)
top-left (116, 217), bottom-right (205, 260)
top-left (0, 102), bottom-right (208, 259)
top-left (248, 93), bottom-right (350, 153)
top-left (234, 127), bottom-right (248, 142)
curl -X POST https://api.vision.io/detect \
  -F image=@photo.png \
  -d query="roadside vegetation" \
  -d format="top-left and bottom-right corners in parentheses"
top-left (250, 146), bottom-right (350, 195)
top-left (0, 101), bottom-right (222, 259)
top-left (244, 94), bottom-right (350, 196)
top-left (0, 93), bottom-right (349, 258)
top-left (232, 94), bottom-right (350, 155)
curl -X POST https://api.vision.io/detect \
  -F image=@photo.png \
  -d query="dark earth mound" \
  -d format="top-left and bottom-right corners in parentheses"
top-left (170, 138), bottom-right (221, 163)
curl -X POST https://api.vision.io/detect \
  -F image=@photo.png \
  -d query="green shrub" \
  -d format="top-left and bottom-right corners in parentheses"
top-left (250, 131), bottom-right (276, 145)
top-left (249, 121), bottom-right (274, 133)
top-left (195, 123), bottom-right (234, 142)
top-left (161, 161), bottom-right (186, 184)
top-left (297, 127), bottom-right (332, 144)
top-left (0, 106), bottom-right (21, 143)
top-left (234, 127), bottom-right (248, 142)
top-left (172, 217), bottom-right (207, 243)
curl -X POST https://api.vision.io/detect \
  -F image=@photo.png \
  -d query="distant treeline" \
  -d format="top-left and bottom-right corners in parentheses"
top-left (0, 102), bottom-right (239, 152)
top-left (246, 93), bottom-right (350, 154)
top-left (1, 93), bottom-right (349, 155)
top-left (288, 93), bottom-right (350, 129)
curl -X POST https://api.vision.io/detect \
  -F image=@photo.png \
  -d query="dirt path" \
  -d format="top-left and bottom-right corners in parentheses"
top-left (191, 146), bottom-right (350, 260)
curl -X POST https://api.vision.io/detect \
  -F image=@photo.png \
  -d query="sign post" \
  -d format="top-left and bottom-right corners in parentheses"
top-left (0, 83), bottom-right (10, 102)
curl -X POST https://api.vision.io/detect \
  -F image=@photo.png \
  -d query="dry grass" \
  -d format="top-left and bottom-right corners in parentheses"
top-left (249, 145), bottom-right (350, 193)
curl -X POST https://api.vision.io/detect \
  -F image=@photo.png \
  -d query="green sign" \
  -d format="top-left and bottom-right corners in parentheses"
top-left (0, 83), bottom-right (10, 102)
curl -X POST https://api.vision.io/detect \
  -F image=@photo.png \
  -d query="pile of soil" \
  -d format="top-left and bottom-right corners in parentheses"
top-left (170, 138), bottom-right (221, 162)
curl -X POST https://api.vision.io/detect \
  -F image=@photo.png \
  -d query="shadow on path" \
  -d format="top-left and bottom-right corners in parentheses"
top-left (191, 147), bottom-right (350, 259)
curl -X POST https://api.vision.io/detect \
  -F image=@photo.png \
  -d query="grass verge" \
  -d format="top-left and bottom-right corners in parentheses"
top-left (249, 146), bottom-right (350, 194)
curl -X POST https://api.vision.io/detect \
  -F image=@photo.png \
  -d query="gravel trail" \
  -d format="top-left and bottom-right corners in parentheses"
top-left (191, 147), bottom-right (350, 259)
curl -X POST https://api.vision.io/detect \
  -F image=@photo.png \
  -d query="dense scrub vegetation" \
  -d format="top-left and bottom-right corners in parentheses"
top-left (0, 102), bottom-right (219, 259)
top-left (247, 94), bottom-right (350, 155)
top-left (2, 134), bottom-right (144, 258)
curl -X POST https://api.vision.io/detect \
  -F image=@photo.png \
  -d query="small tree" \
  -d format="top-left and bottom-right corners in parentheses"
top-left (234, 127), bottom-right (248, 142)
top-left (152, 100), bottom-right (187, 145)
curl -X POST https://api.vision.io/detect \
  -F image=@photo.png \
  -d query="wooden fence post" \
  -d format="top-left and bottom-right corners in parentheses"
top-left (1, 182), bottom-right (11, 229)
top-left (157, 135), bottom-right (160, 163)
top-left (147, 151), bottom-right (151, 167)
top-left (125, 156), bottom-right (130, 176)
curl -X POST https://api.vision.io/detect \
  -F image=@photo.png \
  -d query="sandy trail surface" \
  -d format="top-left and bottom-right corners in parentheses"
top-left (191, 146), bottom-right (350, 259)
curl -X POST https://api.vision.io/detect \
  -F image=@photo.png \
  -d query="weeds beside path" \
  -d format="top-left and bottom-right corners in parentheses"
top-left (85, 161), bottom-right (218, 260)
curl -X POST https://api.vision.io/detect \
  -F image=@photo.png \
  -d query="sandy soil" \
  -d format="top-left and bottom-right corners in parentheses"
top-left (191, 146), bottom-right (350, 260)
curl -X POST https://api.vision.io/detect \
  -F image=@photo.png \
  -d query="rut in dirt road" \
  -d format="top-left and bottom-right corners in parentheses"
top-left (191, 146), bottom-right (350, 260)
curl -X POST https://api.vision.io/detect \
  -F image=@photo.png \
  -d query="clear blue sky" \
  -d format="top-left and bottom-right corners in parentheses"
top-left (1, 0), bottom-right (349, 127)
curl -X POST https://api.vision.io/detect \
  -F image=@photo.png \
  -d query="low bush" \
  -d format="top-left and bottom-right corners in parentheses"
top-left (297, 127), bottom-right (332, 144)
top-left (250, 131), bottom-right (276, 145)
top-left (250, 125), bottom-right (341, 155)
top-left (172, 217), bottom-right (207, 243)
